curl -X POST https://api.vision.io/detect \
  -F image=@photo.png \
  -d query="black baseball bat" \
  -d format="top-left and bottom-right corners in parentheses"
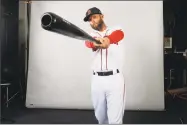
top-left (41, 12), bottom-right (101, 44)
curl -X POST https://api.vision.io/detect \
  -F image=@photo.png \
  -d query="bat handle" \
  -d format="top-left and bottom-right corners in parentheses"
top-left (90, 37), bottom-right (101, 44)
top-left (87, 36), bottom-right (101, 44)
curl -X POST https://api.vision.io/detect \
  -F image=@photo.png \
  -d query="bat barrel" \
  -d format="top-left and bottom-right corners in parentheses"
top-left (41, 12), bottom-right (60, 29)
top-left (41, 13), bottom-right (53, 27)
top-left (41, 12), bottom-right (101, 44)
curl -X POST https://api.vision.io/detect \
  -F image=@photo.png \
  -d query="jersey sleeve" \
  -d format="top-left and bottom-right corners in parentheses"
top-left (106, 26), bottom-right (125, 44)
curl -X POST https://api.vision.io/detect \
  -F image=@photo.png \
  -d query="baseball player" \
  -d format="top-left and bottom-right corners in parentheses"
top-left (83, 7), bottom-right (126, 124)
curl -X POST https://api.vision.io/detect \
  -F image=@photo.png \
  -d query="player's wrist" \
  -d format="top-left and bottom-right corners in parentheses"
top-left (104, 37), bottom-right (111, 44)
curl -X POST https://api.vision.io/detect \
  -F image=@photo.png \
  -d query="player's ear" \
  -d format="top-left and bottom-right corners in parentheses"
top-left (101, 14), bottom-right (104, 19)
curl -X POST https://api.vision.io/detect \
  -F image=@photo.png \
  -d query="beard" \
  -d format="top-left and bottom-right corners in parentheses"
top-left (90, 19), bottom-right (104, 31)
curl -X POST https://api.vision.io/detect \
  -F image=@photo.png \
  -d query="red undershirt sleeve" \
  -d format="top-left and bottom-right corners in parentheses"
top-left (85, 36), bottom-right (97, 48)
top-left (107, 30), bottom-right (124, 44)
top-left (85, 40), bottom-right (95, 48)
top-left (85, 37), bottom-right (98, 51)
top-left (85, 41), bottom-right (98, 51)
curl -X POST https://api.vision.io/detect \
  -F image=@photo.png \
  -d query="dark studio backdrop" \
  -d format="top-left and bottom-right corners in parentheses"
top-left (1, 0), bottom-right (25, 109)
top-left (0, 0), bottom-right (187, 109)
top-left (163, 0), bottom-right (187, 90)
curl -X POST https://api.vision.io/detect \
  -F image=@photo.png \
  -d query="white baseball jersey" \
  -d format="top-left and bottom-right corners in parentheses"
top-left (85, 26), bottom-right (126, 124)
top-left (85, 26), bottom-right (125, 72)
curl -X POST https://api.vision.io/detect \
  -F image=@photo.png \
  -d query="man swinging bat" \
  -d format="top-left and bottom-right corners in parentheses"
top-left (40, 7), bottom-right (126, 124)
top-left (83, 7), bottom-right (126, 124)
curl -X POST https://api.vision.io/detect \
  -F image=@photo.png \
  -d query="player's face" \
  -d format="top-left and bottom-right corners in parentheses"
top-left (88, 14), bottom-right (104, 31)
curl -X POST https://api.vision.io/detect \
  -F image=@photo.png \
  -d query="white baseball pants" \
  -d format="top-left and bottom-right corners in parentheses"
top-left (91, 72), bottom-right (126, 124)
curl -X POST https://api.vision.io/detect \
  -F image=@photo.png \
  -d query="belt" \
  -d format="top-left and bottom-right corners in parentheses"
top-left (93, 69), bottom-right (119, 76)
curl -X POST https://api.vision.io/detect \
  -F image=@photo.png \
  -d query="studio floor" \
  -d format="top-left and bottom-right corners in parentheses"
top-left (1, 95), bottom-right (187, 124)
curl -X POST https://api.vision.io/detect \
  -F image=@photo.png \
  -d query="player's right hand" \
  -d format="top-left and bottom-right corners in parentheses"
top-left (94, 37), bottom-right (110, 49)
top-left (93, 38), bottom-right (102, 48)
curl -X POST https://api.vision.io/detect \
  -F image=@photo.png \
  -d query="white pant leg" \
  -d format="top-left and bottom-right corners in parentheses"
top-left (106, 73), bottom-right (126, 124)
top-left (91, 75), bottom-right (108, 124)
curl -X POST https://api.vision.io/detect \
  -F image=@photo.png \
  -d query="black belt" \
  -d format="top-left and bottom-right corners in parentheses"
top-left (93, 69), bottom-right (119, 76)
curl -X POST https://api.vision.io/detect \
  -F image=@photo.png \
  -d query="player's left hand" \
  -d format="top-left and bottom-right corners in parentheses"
top-left (94, 37), bottom-right (110, 49)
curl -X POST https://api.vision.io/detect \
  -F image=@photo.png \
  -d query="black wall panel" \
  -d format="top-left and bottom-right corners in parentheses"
top-left (1, 0), bottom-right (19, 82)
top-left (164, 0), bottom-right (187, 51)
